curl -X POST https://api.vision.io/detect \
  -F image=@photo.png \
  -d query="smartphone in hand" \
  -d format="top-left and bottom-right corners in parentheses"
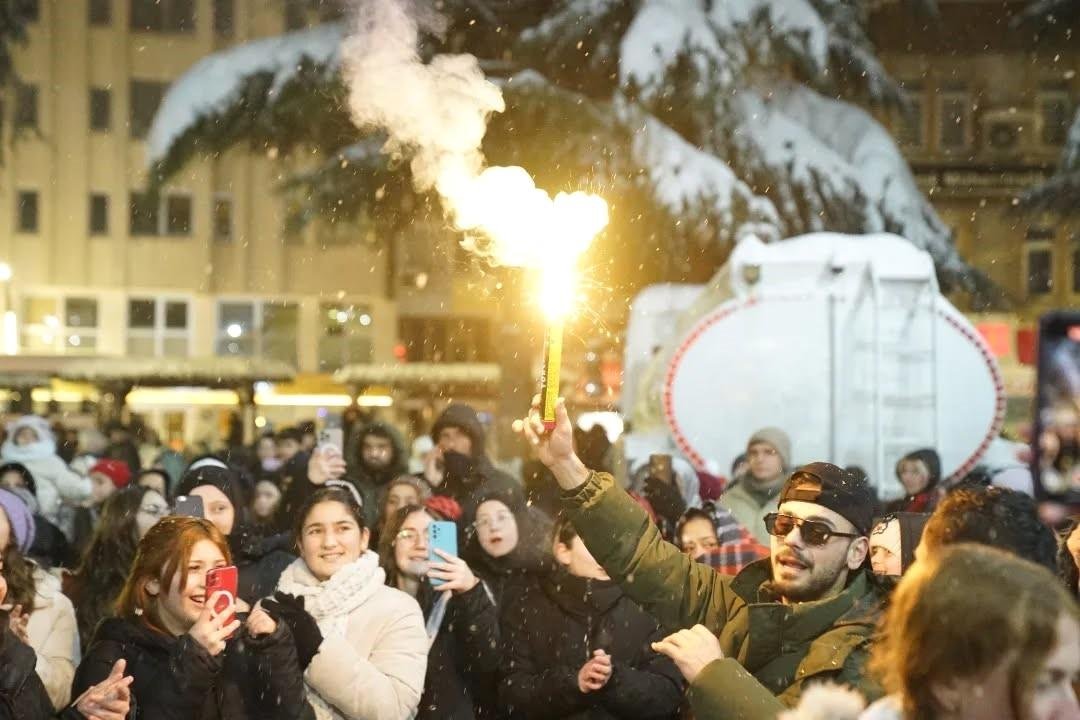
top-left (205, 565), bottom-right (239, 630)
top-left (174, 495), bottom-right (205, 519)
top-left (428, 521), bottom-right (458, 587)
top-left (648, 453), bottom-right (674, 485)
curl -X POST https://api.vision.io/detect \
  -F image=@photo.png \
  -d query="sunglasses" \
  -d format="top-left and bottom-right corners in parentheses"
top-left (764, 513), bottom-right (860, 546)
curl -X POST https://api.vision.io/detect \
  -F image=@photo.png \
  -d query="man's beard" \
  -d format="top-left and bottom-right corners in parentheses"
top-left (770, 551), bottom-right (848, 603)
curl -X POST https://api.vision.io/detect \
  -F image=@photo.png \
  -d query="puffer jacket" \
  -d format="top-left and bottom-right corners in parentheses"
top-left (25, 566), bottom-right (79, 710)
top-left (1, 417), bottom-right (90, 535)
top-left (72, 615), bottom-right (313, 720)
top-left (500, 570), bottom-right (683, 720)
top-left (276, 552), bottom-right (428, 720)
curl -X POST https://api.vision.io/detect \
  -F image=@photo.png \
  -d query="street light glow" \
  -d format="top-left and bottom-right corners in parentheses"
top-left (0, 263), bottom-right (12, 282)
top-left (226, 323), bottom-right (243, 338)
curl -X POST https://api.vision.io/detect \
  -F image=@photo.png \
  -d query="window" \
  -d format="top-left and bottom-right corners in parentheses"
top-left (90, 87), bottom-right (111, 131)
top-left (284, 0), bottom-right (307, 29)
top-left (129, 192), bottom-right (159, 235)
top-left (938, 90), bottom-right (970, 151)
top-left (130, 192), bottom-right (191, 236)
top-left (15, 84), bottom-right (37, 128)
top-left (399, 316), bottom-right (493, 363)
top-left (213, 0), bottom-right (233, 36)
top-left (213, 195), bottom-right (233, 243)
top-left (1026, 227), bottom-right (1054, 297)
top-left (216, 300), bottom-right (298, 364)
top-left (895, 86), bottom-right (924, 149)
top-left (130, 0), bottom-right (194, 32)
top-left (90, 194), bottom-right (109, 235)
top-left (1039, 92), bottom-right (1071, 147)
top-left (165, 195), bottom-right (192, 235)
top-left (127, 298), bottom-right (189, 357)
top-left (318, 303), bottom-right (374, 371)
top-left (17, 191), bottom-right (38, 233)
top-left (129, 80), bottom-right (166, 138)
top-left (22, 296), bottom-right (101, 353)
top-left (89, 0), bottom-right (111, 24)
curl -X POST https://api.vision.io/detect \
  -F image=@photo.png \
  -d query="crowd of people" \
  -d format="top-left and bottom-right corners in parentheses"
top-left (0, 400), bottom-right (1076, 719)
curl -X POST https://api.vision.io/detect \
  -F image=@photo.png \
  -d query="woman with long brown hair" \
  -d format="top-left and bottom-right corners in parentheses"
top-left (70, 515), bottom-right (311, 720)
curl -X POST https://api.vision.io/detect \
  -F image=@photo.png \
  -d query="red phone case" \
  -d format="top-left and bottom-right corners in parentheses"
top-left (205, 565), bottom-right (238, 627)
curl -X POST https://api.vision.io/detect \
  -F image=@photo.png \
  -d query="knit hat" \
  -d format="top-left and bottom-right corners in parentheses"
top-left (0, 487), bottom-right (36, 553)
top-left (90, 459), bottom-right (132, 489)
top-left (779, 462), bottom-right (876, 536)
top-left (747, 427), bottom-right (792, 470)
top-left (175, 465), bottom-right (250, 530)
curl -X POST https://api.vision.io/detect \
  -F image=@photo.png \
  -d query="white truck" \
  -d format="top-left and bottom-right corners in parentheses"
top-left (621, 232), bottom-right (1006, 501)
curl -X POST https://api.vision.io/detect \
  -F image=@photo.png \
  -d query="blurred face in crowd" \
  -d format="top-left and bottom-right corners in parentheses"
top-left (437, 426), bottom-right (473, 458)
top-left (361, 435), bottom-right (395, 471)
top-left (555, 535), bottom-right (609, 581)
top-left (383, 482), bottom-right (420, 521)
top-left (90, 472), bottom-right (118, 506)
top-left (0, 470), bottom-right (26, 491)
top-left (190, 485), bottom-right (236, 537)
top-left (277, 438), bottom-right (301, 462)
top-left (255, 436), bottom-right (277, 462)
top-left (898, 459), bottom-right (931, 495)
top-left (747, 442), bottom-right (784, 484)
top-left (137, 471), bottom-right (169, 498)
top-left (148, 539), bottom-right (227, 636)
top-left (769, 500), bottom-right (867, 603)
top-left (394, 510), bottom-right (432, 582)
top-left (474, 499), bottom-right (518, 559)
top-left (252, 480), bottom-right (281, 521)
top-left (680, 516), bottom-right (720, 560)
top-left (13, 427), bottom-right (39, 446)
top-left (870, 518), bottom-right (903, 577)
top-left (301, 431), bottom-right (317, 453)
top-left (135, 490), bottom-right (170, 540)
top-left (300, 500), bottom-right (368, 582)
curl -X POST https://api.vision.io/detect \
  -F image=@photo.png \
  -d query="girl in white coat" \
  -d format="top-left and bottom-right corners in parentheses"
top-left (1, 416), bottom-right (89, 535)
top-left (275, 485), bottom-right (428, 720)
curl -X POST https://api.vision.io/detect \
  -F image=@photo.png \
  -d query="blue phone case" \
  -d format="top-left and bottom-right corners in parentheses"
top-left (428, 521), bottom-right (458, 586)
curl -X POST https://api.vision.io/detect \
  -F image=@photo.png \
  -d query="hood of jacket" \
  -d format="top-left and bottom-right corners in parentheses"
top-left (430, 404), bottom-right (487, 459)
top-left (1, 416), bottom-right (57, 463)
top-left (350, 422), bottom-right (407, 483)
top-left (896, 448), bottom-right (942, 494)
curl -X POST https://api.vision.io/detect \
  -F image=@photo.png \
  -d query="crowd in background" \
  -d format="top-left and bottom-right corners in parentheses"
top-left (0, 401), bottom-right (1075, 719)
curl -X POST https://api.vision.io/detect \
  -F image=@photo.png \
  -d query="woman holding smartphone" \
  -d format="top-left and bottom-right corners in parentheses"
top-left (379, 504), bottom-right (500, 719)
top-left (275, 486), bottom-right (427, 720)
top-left (71, 515), bottom-right (311, 720)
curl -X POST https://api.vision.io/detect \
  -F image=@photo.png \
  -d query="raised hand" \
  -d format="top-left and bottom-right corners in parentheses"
top-left (73, 658), bottom-right (133, 720)
top-left (577, 649), bottom-right (612, 693)
top-left (245, 606), bottom-right (277, 638)
top-left (427, 549), bottom-right (480, 595)
top-left (512, 395), bottom-right (588, 490)
top-left (308, 446), bottom-right (348, 486)
top-left (188, 591), bottom-right (240, 656)
top-left (651, 624), bottom-right (723, 683)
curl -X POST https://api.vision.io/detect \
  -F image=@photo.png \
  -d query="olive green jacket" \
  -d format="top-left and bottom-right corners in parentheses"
top-left (563, 472), bottom-right (883, 720)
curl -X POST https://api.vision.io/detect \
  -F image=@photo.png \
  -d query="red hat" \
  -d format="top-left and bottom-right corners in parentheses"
top-left (424, 495), bottom-right (462, 521)
top-left (90, 459), bottom-right (132, 489)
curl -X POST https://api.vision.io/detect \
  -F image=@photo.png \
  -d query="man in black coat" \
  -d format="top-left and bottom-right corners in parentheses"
top-left (499, 516), bottom-right (684, 719)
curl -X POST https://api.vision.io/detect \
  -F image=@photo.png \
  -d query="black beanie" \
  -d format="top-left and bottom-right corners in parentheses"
top-left (175, 465), bottom-right (251, 530)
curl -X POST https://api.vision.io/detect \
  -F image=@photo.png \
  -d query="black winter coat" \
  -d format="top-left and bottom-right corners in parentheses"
top-left (72, 617), bottom-right (313, 720)
top-left (229, 529), bottom-right (295, 604)
top-left (417, 582), bottom-right (501, 720)
top-left (499, 571), bottom-right (684, 720)
top-left (0, 625), bottom-right (69, 720)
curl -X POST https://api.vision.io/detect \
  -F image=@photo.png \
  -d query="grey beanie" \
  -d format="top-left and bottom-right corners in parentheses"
top-left (746, 427), bottom-right (792, 470)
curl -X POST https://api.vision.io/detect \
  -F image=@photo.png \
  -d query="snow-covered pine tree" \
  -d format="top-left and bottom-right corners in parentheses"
top-left (148, 0), bottom-right (977, 289)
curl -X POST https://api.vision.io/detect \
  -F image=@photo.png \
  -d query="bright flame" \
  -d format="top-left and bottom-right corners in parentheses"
top-left (440, 165), bottom-right (608, 320)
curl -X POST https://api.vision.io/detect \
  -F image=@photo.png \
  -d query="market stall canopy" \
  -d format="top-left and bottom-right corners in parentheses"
top-left (56, 356), bottom-right (296, 387)
top-left (334, 363), bottom-right (502, 394)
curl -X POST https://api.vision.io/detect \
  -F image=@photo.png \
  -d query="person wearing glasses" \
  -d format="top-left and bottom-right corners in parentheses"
top-left (516, 400), bottom-right (883, 718)
top-left (64, 486), bottom-right (170, 649)
top-left (378, 503), bottom-right (499, 719)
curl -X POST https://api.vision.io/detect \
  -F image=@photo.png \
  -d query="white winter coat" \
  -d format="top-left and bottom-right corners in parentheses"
top-left (26, 566), bottom-right (80, 710)
top-left (276, 551), bottom-right (428, 720)
top-left (778, 684), bottom-right (903, 720)
top-left (2, 416), bottom-right (90, 533)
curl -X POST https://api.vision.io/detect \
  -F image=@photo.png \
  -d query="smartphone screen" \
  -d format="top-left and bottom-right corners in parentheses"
top-left (1032, 311), bottom-right (1080, 505)
top-left (174, 495), bottom-right (205, 519)
top-left (649, 453), bottom-right (675, 485)
top-left (428, 521), bottom-right (458, 587)
top-left (205, 565), bottom-right (239, 630)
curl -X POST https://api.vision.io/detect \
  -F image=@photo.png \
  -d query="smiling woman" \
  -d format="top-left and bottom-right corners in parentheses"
top-left (70, 515), bottom-right (313, 720)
